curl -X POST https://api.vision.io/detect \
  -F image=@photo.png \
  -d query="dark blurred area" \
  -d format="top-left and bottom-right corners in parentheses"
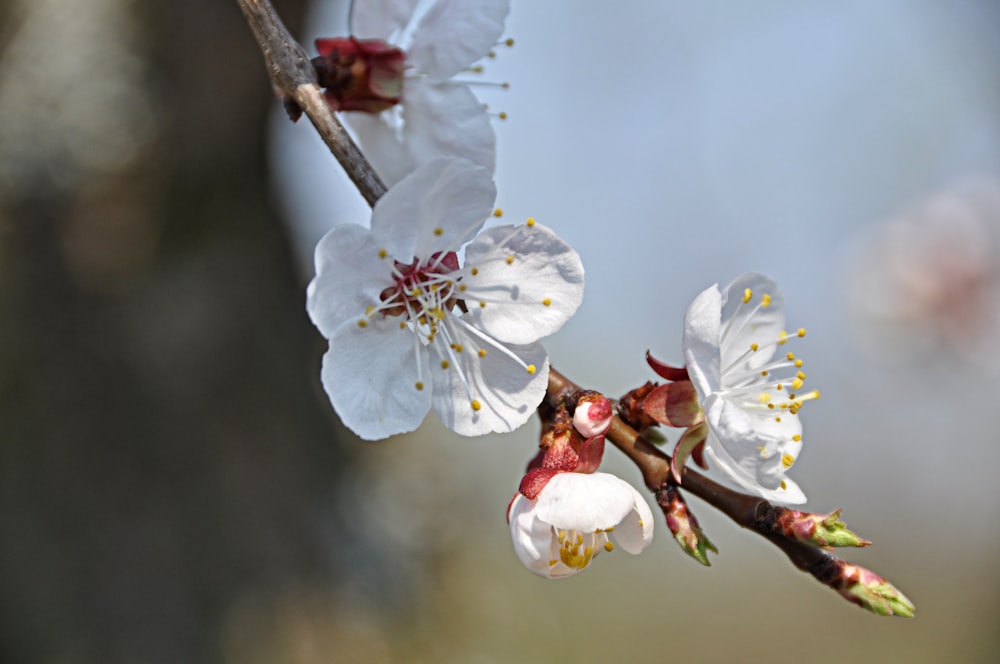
top-left (0, 1), bottom-right (388, 661)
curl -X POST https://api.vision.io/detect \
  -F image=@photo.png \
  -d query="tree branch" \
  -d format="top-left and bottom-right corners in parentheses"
top-left (236, 0), bottom-right (386, 205)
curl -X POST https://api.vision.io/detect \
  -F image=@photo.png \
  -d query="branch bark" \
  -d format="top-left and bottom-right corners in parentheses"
top-left (236, 0), bottom-right (387, 205)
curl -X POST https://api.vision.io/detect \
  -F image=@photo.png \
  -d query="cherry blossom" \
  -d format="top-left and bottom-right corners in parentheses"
top-left (682, 273), bottom-right (816, 504)
top-left (335, 0), bottom-right (511, 185)
top-left (507, 471), bottom-right (655, 579)
top-left (306, 157), bottom-right (584, 440)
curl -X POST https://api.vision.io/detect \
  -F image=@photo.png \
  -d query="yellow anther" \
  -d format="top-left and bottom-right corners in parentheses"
top-left (794, 359), bottom-right (804, 368)
top-left (792, 378), bottom-right (804, 391)
top-left (778, 331), bottom-right (788, 346)
top-left (758, 393), bottom-right (772, 403)
top-left (471, 267), bottom-right (479, 276)
top-left (502, 82), bottom-right (510, 89)
top-left (750, 343), bottom-right (759, 351)
top-left (415, 381), bottom-right (424, 391)
top-left (743, 288), bottom-right (752, 304)
top-left (792, 434), bottom-right (802, 442)
top-left (493, 208), bottom-right (503, 217)
top-left (604, 541), bottom-right (615, 552)
top-left (505, 37), bottom-right (514, 46)
top-left (357, 320), bottom-right (367, 328)
top-left (786, 352), bottom-right (795, 361)
top-left (365, 305), bottom-right (374, 315)
top-left (761, 370), bottom-right (769, 377)
top-left (471, 400), bottom-right (482, 411)
top-left (526, 364), bottom-right (537, 374)
top-left (505, 255), bottom-right (515, 264)
top-left (796, 371), bottom-right (806, 379)
top-left (440, 360), bottom-right (450, 369)
top-left (776, 383), bottom-right (783, 391)
top-left (767, 403), bottom-right (775, 409)
top-left (378, 248), bottom-right (388, 259)
top-left (459, 284), bottom-right (467, 292)
top-left (471, 65), bottom-right (484, 73)
top-left (638, 519), bottom-right (645, 527)
top-left (433, 227), bottom-right (443, 236)
top-left (761, 293), bottom-right (773, 307)
top-left (780, 480), bottom-right (788, 490)
top-left (478, 349), bottom-right (487, 357)
top-left (399, 321), bottom-right (406, 329)
top-left (451, 343), bottom-right (464, 353)
top-left (498, 111), bottom-right (507, 120)
top-left (549, 559), bottom-right (558, 567)
top-left (781, 454), bottom-right (795, 468)
top-left (542, 298), bottom-right (552, 307)
top-left (411, 287), bottom-right (423, 296)
top-left (797, 328), bottom-right (806, 337)
top-left (775, 416), bottom-right (782, 422)
top-left (479, 301), bottom-right (487, 308)
top-left (526, 217), bottom-right (536, 227)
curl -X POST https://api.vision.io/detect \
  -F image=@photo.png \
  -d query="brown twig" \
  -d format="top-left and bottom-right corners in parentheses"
top-left (548, 367), bottom-right (841, 586)
top-left (236, 0), bottom-right (386, 205)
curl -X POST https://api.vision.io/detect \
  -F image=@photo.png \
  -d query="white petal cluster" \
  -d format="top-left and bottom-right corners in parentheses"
top-left (307, 158), bottom-right (584, 440)
top-left (508, 472), bottom-right (655, 579)
top-left (683, 273), bottom-right (814, 504)
top-left (347, 0), bottom-right (510, 185)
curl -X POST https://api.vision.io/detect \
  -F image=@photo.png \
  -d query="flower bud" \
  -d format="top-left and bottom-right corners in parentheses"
top-left (573, 394), bottom-right (613, 438)
top-left (771, 508), bottom-right (871, 549)
top-left (834, 562), bottom-right (915, 617)
top-left (312, 37), bottom-right (405, 113)
top-left (656, 484), bottom-right (717, 566)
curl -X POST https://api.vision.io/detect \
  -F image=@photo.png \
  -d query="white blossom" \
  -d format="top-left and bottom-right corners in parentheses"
top-left (683, 273), bottom-right (815, 504)
top-left (508, 472), bottom-right (654, 579)
top-left (306, 157), bottom-right (584, 440)
top-left (346, 0), bottom-right (510, 185)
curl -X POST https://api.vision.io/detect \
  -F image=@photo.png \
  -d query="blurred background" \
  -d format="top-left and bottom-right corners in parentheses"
top-left (2, 0), bottom-right (999, 662)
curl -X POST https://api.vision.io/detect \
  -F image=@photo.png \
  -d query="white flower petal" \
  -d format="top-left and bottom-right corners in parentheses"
top-left (461, 223), bottom-right (585, 344)
top-left (323, 316), bottom-right (432, 440)
top-left (406, 0), bottom-right (511, 81)
top-left (508, 494), bottom-right (566, 577)
top-left (370, 156), bottom-right (495, 263)
top-left (534, 473), bottom-right (643, 534)
top-left (307, 225), bottom-right (393, 338)
top-left (719, 272), bottom-right (786, 370)
top-left (704, 397), bottom-right (807, 504)
top-left (429, 325), bottom-right (548, 436)
top-left (349, 0), bottom-right (422, 41)
top-left (401, 79), bottom-right (496, 181)
top-left (683, 282), bottom-right (723, 399)
top-left (341, 111), bottom-right (416, 188)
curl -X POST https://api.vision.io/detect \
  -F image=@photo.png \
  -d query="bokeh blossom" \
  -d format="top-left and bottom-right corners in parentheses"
top-left (682, 273), bottom-right (816, 504)
top-left (315, 0), bottom-right (510, 185)
top-left (508, 472), bottom-right (654, 579)
top-left (848, 177), bottom-right (1000, 370)
top-left (306, 157), bottom-right (584, 440)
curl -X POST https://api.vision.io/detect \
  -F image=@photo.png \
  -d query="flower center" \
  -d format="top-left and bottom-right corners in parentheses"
top-left (375, 251), bottom-right (462, 343)
top-left (551, 528), bottom-right (613, 571)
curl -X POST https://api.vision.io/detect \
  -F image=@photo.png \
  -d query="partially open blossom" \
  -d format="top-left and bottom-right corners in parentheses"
top-left (508, 400), bottom-right (653, 578)
top-left (682, 273), bottom-right (816, 504)
top-left (508, 472), bottom-right (654, 579)
top-left (317, 0), bottom-right (511, 185)
top-left (306, 157), bottom-right (584, 440)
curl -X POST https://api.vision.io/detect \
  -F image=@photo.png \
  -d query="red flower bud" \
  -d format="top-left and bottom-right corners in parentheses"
top-left (313, 37), bottom-right (406, 113)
